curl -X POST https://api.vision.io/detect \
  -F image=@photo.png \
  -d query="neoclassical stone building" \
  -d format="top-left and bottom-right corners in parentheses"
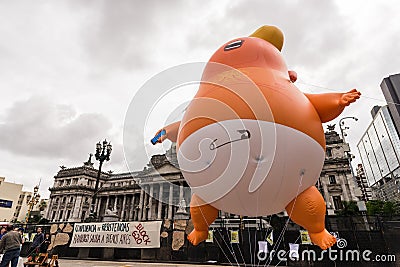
top-left (318, 126), bottom-right (363, 215)
top-left (47, 145), bottom-right (190, 222)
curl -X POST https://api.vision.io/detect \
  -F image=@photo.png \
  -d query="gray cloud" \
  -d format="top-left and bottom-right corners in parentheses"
top-left (184, 0), bottom-right (352, 68)
top-left (0, 96), bottom-right (113, 160)
top-left (75, 0), bottom-right (190, 73)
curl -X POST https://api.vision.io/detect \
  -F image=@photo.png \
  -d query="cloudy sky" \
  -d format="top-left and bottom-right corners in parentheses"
top-left (1, 1), bottom-right (399, 198)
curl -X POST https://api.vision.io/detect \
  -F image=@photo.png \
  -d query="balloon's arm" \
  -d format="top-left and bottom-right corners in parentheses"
top-left (151, 121), bottom-right (181, 144)
top-left (305, 89), bottom-right (361, 123)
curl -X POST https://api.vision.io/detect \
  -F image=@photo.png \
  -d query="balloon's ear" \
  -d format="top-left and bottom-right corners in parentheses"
top-left (288, 70), bottom-right (297, 83)
top-left (250, 25), bottom-right (284, 51)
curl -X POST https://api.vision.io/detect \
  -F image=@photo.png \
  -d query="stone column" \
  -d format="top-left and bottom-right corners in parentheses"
top-left (142, 189), bottom-right (148, 221)
top-left (113, 195), bottom-right (118, 212)
top-left (63, 203), bottom-right (68, 222)
top-left (105, 196), bottom-right (110, 210)
top-left (346, 174), bottom-right (359, 201)
top-left (46, 198), bottom-right (53, 219)
top-left (340, 174), bottom-right (350, 201)
top-left (138, 190), bottom-right (144, 221)
top-left (179, 183), bottom-right (184, 202)
top-left (94, 197), bottom-right (99, 213)
top-left (62, 197), bottom-right (69, 222)
top-left (147, 185), bottom-right (154, 220)
top-left (129, 194), bottom-right (136, 221)
top-left (55, 198), bottom-right (61, 222)
top-left (157, 184), bottom-right (164, 219)
top-left (321, 179), bottom-right (330, 203)
top-left (71, 195), bottom-right (83, 222)
top-left (121, 195), bottom-right (127, 221)
top-left (97, 197), bottom-right (103, 217)
top-left (168, 183), bottom-right (173, 219)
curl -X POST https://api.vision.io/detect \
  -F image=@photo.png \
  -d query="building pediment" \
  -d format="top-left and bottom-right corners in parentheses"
top-left (148, 163), bottom-right (181, 176)
top-left (133, 162), bottom-right (182, 184)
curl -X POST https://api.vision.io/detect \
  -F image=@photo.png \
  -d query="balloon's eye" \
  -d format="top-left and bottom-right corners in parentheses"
top-left (224, 40), bottom-right (243, 51)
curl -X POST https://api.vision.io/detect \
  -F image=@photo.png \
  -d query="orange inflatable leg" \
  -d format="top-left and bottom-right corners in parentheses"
top-left (285, 186), bottom-right (336, 250)
top-left (187, 194), bottom-right (218, 246)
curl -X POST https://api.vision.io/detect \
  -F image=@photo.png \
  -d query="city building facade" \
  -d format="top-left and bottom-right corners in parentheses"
top-left (357, 105), bottom-right (400, 202)
top-left (0, 177), bottom-right (38, 222)
top-left (15, 191), bottom-right (33, 222)
top-left (381, 73), bottom-right (400, 136)
top-left (317, 127), bottom-right (362, 215)
top-left (47, 147), bottom-right (190, 222)
top-left (355, 164), bottom-right (373, 201)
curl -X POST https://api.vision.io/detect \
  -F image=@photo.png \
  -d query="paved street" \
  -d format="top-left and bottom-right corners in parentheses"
top-left (52, 259), bottom-right (217, 267)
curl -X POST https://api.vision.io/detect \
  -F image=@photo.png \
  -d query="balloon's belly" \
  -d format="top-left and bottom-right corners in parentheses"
top-left (177, 119), bottom-right (325, 216)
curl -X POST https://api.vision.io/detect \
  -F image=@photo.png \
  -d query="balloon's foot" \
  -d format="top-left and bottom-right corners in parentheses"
top-left (309, 229), bottom-right (336, 250)
top-left (187, 229), bottom-right (208, 246)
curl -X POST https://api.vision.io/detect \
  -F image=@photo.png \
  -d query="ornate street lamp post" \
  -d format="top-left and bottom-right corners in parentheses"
top-left (339, 116), bottom-right (358, 178)
top-left (25, 185), bottom-right (40, 226)
top-left (339, 116), bottom-right (358, 142)
top-left (89, 139), bottom-right (112, 221)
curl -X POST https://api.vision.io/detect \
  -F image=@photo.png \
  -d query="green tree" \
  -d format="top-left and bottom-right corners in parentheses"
top-left (366, 200), bottom-right (384, 216)
top-left (337, 201), bottom-right (359, 216)
top-left (366, 200), bottom-right (399, 217)
top-left (382, 201), bottom-right (397, 217)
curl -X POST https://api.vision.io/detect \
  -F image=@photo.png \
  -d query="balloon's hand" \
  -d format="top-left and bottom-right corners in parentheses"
top-left (339, 89), bottom-right (361, 106)
top-left (151, 129), bottom-right (167, 145)
top-left (288, 70), bottom-right (297, 83)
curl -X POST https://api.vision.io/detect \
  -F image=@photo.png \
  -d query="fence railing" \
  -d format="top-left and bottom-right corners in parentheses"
top-left (13, 215), bottom-right (399, 266)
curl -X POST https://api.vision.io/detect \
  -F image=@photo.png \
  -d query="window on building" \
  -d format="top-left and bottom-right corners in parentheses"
top-left (329, 175), bottom-right (337, 184)
top-left (326, 148), bottom-right (332, 157)
top-left (59, 210), bottom-right (64, 221)
top-left (332, 196), bottom-right (343, 210)
top-left (62, 197), bottom-right (66, 203)
top-left (69, 197), bottom-right (74, 203)
top-left (52, 211), bottom-right (56, 220)
top-left (66, 210), bottom-right (71, 220)
top-left (84, 197), bottom-right (89, 203)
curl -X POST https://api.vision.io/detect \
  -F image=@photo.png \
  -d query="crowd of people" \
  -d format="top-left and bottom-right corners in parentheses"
top-left (0, 226), bottom-right (51, 267)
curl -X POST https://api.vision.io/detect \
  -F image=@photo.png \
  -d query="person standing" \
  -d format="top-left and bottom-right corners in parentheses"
top-left (0, 227), bottom-right (6, 240)
top-left (29, 227), bottom-right (44, 255)
top-left (0, 225), bottom-right (22, 267)
top-left (39, 233), bottom-right (50, 253)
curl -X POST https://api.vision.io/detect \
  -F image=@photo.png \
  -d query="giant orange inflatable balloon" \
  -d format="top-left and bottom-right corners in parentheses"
top-left (153, 25), bottom-right (360, 250)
